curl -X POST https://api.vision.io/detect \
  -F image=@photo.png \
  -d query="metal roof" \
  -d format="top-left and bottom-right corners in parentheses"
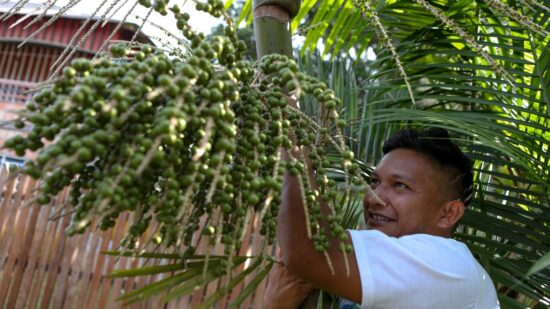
top-left (0, 1), bottom-right (153, 45)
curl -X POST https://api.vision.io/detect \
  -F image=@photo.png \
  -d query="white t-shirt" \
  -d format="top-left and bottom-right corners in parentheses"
top-left (349, 230), bottom-right (499, 309)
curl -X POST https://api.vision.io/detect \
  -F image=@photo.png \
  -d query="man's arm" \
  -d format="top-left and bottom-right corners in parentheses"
top-left (277, 143), bottom-right (362, 304)
top-left (263, 251), bottom-right (314, 309)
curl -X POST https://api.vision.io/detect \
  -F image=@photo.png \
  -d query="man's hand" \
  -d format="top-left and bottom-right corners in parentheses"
top-left (263, 256), bottom-right (314, 309)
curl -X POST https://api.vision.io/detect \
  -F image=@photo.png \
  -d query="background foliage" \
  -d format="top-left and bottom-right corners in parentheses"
top-left (2, 0), bottom-right (550, 307)
top-left (272, 0), bottom-right (550, 307)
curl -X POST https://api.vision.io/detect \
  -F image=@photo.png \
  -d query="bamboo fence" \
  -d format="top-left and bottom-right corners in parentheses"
top-left (0, 165), bottom-right (272, 309)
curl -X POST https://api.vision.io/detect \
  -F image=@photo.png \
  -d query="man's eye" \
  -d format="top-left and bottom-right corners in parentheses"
top-left (370, 179), bottom-right (380, 186)
top-left (395, 182), bottom-right (409, 189)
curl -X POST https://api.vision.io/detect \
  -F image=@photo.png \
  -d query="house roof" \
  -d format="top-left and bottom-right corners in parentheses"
top-left (0, 1), bottom-right (153, 47)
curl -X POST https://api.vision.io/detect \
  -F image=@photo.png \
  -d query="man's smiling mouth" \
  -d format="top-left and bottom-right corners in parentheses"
top-left (368, 212), bottom-right (396, 222)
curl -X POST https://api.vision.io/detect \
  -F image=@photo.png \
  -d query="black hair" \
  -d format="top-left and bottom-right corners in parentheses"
top-left (382, 128), bottom-right (474, 206)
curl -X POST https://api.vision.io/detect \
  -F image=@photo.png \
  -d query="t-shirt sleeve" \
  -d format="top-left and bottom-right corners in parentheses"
top-left (348, 230), bottom-right (481, 308)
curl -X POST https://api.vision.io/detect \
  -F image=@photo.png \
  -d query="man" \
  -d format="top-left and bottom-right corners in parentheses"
top-left (264, 128), bottom-right (499, 308)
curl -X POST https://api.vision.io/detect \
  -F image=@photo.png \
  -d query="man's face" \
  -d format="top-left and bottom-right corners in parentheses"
top-left (363, 148), bottom-right (452, 237)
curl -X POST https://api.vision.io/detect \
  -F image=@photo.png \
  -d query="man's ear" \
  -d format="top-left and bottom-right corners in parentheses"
top-left (437, 200), bottom-right (465, 229)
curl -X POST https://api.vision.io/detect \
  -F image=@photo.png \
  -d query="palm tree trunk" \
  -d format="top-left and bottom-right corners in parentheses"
top-left (252, 0), bottom-right (300, 58)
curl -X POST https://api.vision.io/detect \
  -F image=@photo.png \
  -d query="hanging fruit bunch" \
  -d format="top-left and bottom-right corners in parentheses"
top-left (3, 0), bottom-right (365, 263)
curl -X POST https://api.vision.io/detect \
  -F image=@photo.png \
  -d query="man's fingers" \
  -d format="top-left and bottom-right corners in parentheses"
top-left (276, 250), bottom-right (284, 262)
top-left (274, 248), bottom-right (286, 264)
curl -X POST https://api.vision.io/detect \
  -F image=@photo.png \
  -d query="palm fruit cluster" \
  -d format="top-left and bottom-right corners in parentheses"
top-left (3, 0), bottom-right (365, 260)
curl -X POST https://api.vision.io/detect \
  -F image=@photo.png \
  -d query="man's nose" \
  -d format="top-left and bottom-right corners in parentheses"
top-left (364, 185), bottom-right (387, 207)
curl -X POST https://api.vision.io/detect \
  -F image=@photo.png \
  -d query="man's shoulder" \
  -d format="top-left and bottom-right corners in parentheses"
top-left (350, 229), bottom-right (469, 252)
top-left (349, 230), bottom-right (500, 308)
top-left (350, 229), bottom-right (476, 271)
top-left (400, 232), bottom-right (471, 252)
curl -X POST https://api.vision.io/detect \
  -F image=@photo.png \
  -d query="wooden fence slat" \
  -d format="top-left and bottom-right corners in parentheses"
top-left (13, 177), bottom-right (41, 309)
top-left (63, 232), bottom-right (88, 309)
top-left (0, 171), bottom-right (19, 258)
top-left (132, 221), bottom-right (161, 309)
top-left (252, 245), bottom-right (276, 309)
top-left (122, 243), bottom-right (144, 309)
top-left (0, 164), bottom-right (11, 187)
top-left (244, 214), bottom-right (268, 309)
top-left (189, 215), bottom-right (214, 308)
top-left (38, 189), bottom-right (71, 309)
top-left (52, 197), bottom-right (79, 309)
top-left (63, 229), bottom-right (94, 309)
top-left (225, 211), bottom-right (258, 309)
top-left (84, 230), bottom-right (109, 309)
top-left (0, 165), bottom-right (13, 243)
top-left (0, 168), bottom-right (17, 287)
top-left (0, 168), bottom-right (273, 309)
top-left (10, 178), bottom-right (42, 309)
top-left (21, 195), bottom-right (53, 308)
top-left (0, 175), bottom-right (28, 307)
top-left (108, 214), bottom-right (139, 308)
top-left (24, 185), bottom-right (63, 308)
top-left (51, 221), bottom-right (74, 308)
top-left (6, 177), bottom-right (33, 309)
top-left (42, 196), bottom-right (72, 309)
top-left (96, 213), bottom-right (131, 309)
top-left (209, 212), bottom-right (229, 309)
top-left (11, 201), bottom-right (41, 309)
top-left (0, 169), bottom-right (14, 308)
top-left (72, 230), bottom-right (101, 309)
